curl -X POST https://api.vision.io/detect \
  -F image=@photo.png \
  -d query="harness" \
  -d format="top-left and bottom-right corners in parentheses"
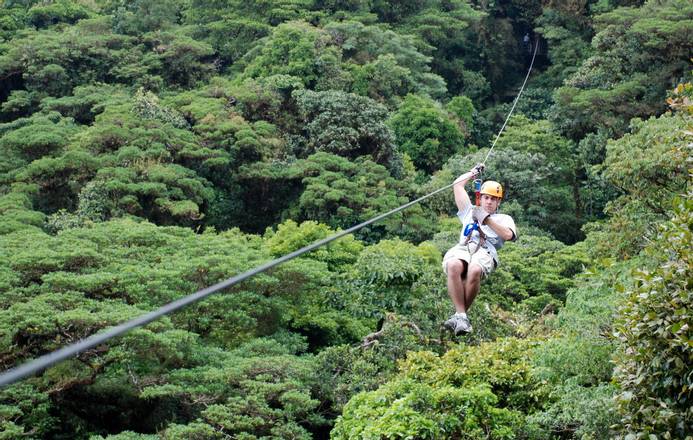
top-left (463, 222), bottom-right (487, 255)
top-left (463, 178), bottom-right (487, 256)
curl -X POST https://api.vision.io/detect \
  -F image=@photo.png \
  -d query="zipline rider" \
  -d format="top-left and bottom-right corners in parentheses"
top-left (442, 165), bottom-right (517, 335)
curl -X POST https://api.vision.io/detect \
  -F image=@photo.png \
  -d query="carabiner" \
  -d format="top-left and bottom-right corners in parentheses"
top-left (463, 222), bottom-right (478, 237)
top-left (473, 178), bottom-right (482, 206)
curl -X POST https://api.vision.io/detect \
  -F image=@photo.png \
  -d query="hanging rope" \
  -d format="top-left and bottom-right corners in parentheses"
top-left (483, 36), bottom-right (539, 165)
top-left (0, 38), bottom-right (540, 388)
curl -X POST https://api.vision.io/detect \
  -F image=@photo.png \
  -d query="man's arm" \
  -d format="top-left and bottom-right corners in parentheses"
top-left (453, 166), bottom-right (482, 212)
top-left (483, 217), bottom-right (516, 241)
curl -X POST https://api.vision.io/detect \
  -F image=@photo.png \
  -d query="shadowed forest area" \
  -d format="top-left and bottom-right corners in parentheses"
top-left (0, 0), bottom-right (691, 438)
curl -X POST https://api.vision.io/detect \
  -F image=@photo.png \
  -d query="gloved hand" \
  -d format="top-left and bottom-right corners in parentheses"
top-left (472, 206), bottom-right (490, 225)
top-left (454, 163), bottom-right (485, 184)
top-left (471, 163), bottom-right (485, 176)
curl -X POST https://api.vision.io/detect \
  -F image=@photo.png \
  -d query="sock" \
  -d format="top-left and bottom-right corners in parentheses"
top-left (455, 312), bottom-right (467, 319)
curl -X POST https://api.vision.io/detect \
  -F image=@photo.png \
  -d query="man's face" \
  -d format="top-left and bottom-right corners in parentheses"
top-left (480, 194), bottom-right (501, 213)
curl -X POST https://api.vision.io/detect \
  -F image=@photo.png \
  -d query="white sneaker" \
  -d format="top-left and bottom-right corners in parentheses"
top-left (443, 315), bottom-right (459, 332)
top-left (454, 315), bottom-right (472, 335)
top-left (443, 314), bottom-right (473, 335)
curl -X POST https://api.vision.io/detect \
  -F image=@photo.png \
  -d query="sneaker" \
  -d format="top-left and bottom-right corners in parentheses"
top-left (454, 315), bottom-right (473, 335)
top-left (443, 314), bottom-right (473, 335)
top-left (443, 315), bottom-right (459, 332)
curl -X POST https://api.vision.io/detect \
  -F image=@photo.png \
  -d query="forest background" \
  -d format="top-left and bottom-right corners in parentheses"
top-left (0, 0), bottom-right (691, 438)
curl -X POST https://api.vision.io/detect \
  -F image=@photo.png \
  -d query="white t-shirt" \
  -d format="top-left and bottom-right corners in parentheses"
top-left (457, 205), bottom-right (517, 262)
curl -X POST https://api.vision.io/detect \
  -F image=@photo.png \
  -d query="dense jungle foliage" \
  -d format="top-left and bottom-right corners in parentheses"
top-left (0, 0), bottom-right (691, 438)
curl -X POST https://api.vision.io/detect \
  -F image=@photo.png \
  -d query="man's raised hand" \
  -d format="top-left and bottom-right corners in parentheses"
top-left (472, 206), bottom-right (490, 224)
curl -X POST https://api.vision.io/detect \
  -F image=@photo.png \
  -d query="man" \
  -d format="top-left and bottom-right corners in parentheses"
top-left (442, 165), bottom-right (517, 335)
top-left (523, 32), bottom-right (531, 53)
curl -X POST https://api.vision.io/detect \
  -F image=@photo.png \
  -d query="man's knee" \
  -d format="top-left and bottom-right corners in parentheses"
top-left (468, 264), bottom-right (483, 281)
top-left (446, 259), bottom-right (466, 277)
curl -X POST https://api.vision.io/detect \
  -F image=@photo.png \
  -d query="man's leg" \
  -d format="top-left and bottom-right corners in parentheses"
top-left (446, 259), bottom-right (467, 313)
top-left (463, 263), bottom-right (483, 310)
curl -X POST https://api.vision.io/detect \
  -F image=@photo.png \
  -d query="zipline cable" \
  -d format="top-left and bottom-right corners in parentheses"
top-left (0, 187), bottom-right (452, 387)
top-left (0, 37), bottom-right (539, 388)
top-left (483, 36), bottom-right (539, 164)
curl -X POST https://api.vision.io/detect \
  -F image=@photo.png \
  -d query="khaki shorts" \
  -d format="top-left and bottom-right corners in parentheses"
top-left (442, 242), bottom-right (496, 277)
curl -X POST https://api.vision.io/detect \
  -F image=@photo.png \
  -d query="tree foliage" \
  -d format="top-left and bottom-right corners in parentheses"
top-left (613, 193), bottom-right (692, 438)
top-left (284, 152), bottom-right (430, 241)
top-left (552, 0), bottom-right (693, 140)
top-left (0, 1), bottom-right (690, 438)
top-left (389, 94), bottom-right (466, 173)
top-left (293, 89), bottom-right (400, 168)
top-left (332, 338), bottom-right (545, 439)
top-left (586, 112), bottom-right (691, 259)
top-left (26, 0), bottom-right (92, 28)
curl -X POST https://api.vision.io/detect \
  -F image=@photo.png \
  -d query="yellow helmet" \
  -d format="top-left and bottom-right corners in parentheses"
top-left (480, 181), bottom-right (503, 198)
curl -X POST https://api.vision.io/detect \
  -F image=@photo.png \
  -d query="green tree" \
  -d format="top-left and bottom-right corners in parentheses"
top-left (39, 84), bottom-right (130, 125)
top-left (552, 0), bottom-right (693, 140)
top-left (613, 193), bottom-right (692, 438)
top-left (0, 183), bottom-right (44, 235)
top-left (143, 339), bottom-right (324, 439)
top-left (389, 94), bottom-right (466, 174)
top-left (0, 112), bottom-right (80, 177)
top-left (104, 0), bottom-right (187, 34)
top-left (338, 239), bottom-right (438, 320)
top-left (446, 95), bottom-right (475, 137)
top-left (293, 89), bottom-right (400, 168)
top-left (586, 112), bottom-right (690, 259)
top-left (239, 21), bottom-right (334, 88)
top-left (141, 31), bottom-right (216, 88)
top-left (324, 20), bottom-right (447, 100)
top-left (284, 152), bottom-right (428, 241)
top-left (521, 256), bottom-right (631, 438)
top-left (495, 115), bottom-right (575, 171)
top-left (0, 218), bottom-right (342, 437)
top-left (396, 0), bottom-right (484, 98)
top-left (230, 74), bottom-right (305, 130)
top-left (534, 5), bottom-right (595, 88)
top-left (198, 16), bottom-right (271, 67)
top-left (0, 18), bottom-right (143, 102)
top-left (0, 7), bottom-right (27, 43)
top-left (332, 338), bottom-right (545, 439)
top-left (238, 19), bottom-right (447, 102)
top-left (263, 219), bottom-right (363, 271)
top-left (26, 0), bottom-right (92, 28)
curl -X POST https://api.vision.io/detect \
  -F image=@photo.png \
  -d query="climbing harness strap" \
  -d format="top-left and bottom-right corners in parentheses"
top-left (464, 177), bottom-right (486, 256)
top-left (463, 222), bottom-right (487, 256)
